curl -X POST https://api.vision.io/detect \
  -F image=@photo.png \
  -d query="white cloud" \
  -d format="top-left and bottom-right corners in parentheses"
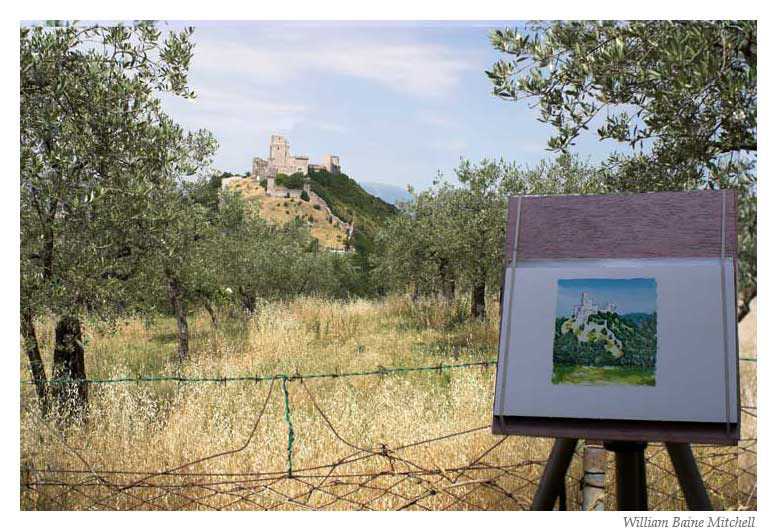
top-left (160, 82), bottom-right (309, 132)
top-left (190, 28), bottom-right (478, 98)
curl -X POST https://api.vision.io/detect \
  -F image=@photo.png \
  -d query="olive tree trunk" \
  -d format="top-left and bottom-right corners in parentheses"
top-left (470, 280), bottom-right (486, 320)
top-left (439, 258), bottom-right (456, 301)
top-left (239, 287), bottom-right (257, 314)
top-left (21, 308), bottom-right (49, 416)
top-left (51, 315), bottom-right (88, 415)
top-left (167, 273), bottom-right (189, 362)
top-left (203, 298), bottom-right (219, 329)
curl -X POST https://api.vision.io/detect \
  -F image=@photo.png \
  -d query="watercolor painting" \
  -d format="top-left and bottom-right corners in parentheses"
top-left (552, 278), bottom-right (657, 386)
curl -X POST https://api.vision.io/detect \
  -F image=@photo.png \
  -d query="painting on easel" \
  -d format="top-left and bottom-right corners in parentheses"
top-left (552, 278), bottom-right (657, 386)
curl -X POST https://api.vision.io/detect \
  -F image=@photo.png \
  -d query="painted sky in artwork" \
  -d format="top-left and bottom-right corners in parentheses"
top-left (555, 278), bottom-right (657, 318)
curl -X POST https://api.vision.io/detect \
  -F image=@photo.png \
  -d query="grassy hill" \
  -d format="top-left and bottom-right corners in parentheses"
top-left (222, 178), bottom-right (349, 249)
top-left (306, 169), bottom-right (398, 236)
top-left (221, 170), bottom-right (398, 259)
top-left (305, 169), bottom-right (398, 277)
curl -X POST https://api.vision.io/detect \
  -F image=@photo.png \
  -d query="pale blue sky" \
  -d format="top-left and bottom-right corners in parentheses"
top-left (556, 278), bottom-right (657, 318)
top-left (155, 20), bottom-right (625, 190)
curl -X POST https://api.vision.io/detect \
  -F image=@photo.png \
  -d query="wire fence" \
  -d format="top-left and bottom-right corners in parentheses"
top-left (20, 360), bottom-right (756, 511)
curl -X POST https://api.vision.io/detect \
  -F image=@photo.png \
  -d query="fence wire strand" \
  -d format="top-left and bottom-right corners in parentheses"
top-left (21, 360), bottom-right (756, 511)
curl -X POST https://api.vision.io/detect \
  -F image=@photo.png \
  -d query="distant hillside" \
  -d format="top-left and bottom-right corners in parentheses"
top-left (306, 170), bottom-right (398, 238)
top-left (359, 182), bottom-right (413, 205)
top-left (222, 178), bottom-right (349, 249)
top-left (220, 170), bottom-right (398, 256)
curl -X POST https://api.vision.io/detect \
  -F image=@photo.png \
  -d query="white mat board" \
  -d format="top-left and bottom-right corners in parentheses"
top-left (494, 257), bottom-right (737, 424)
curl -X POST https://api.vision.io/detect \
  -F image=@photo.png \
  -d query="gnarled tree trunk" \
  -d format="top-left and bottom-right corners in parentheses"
top-left (167, 273), bottom-right (189, 362)
top-left (51, 315), bottom-right (88, 416)
top-left (439, 258), bottom-right (456, 301)
top-left (203, 298), bottom-right (219, 329)
top-left (470, 280), bottom-right (486, 320)
top-left (21, 308), bottom-right (49, 416)
top-left (239, 287), bottom-right (257, 314)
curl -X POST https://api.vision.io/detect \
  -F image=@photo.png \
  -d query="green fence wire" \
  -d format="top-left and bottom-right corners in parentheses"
top-left (280, 375), bottom-right (295, 477)
top-left (20, 360), bottom-right (499, 386)
top-left (20, 355), bottom-right (757, 510)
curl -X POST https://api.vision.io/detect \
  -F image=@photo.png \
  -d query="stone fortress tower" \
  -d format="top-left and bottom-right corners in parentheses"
top-left (322, 154), bottom-right (341, 174)
top-left (252, 134), bottom-right (341, 180)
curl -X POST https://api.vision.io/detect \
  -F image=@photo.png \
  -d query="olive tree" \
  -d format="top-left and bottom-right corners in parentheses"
top-left (487, 20), bottom-right (757, 319)
top-left (20, 21), bottom-right (209, 414)
top-left (372, 186), bottom-right (461, 303)
top-left (374, 155), bottom-right (604, 319)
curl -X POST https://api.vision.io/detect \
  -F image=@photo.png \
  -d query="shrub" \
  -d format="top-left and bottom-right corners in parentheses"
top-left (301, 190), bottom-right (310, 202)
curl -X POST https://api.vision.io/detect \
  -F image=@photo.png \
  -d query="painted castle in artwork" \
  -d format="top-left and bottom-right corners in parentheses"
top-left (573, 292), bottom-right (617, 325)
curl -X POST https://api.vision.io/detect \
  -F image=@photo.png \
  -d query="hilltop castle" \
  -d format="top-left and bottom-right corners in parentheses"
top-left (251, 135), bottom-right (341, 179)
top-left (218, 135), bottom-right (354, 242)
top-left (573, 292), bottom-right (617, 325)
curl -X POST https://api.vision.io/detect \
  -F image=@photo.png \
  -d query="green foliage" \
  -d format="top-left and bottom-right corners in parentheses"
top-left (210, 195), bottom-right (364, 308)
top-left (301, 190), bottom-right (310, 202)
top-left (372, 155), bottom-right (605, 308)
top-left (287, 168), bottom-right (399, 296)
top-left (487, 21), bottom-right (757, 319)
top-left (488, 21), bottom-right (756, 158)
top-left (308, 169), bottom-right (397, 234)
top-left (20, 21), bottom-right (213, 324)
top-left (275, 173), bottom-right (305, 190)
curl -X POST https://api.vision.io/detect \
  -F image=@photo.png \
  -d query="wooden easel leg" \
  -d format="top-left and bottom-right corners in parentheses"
top-left (605, 441), bottom-right (648, 510)
top-left (665, 442), bottom-right (713, 510)
top-left (637, 444), bottom-right (648, 509)
top-left (531, 438), bottom-right (578, 510)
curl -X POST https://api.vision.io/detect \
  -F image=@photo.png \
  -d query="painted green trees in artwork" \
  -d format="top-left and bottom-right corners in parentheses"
top-left (553, 313), bottom-right (657, 371)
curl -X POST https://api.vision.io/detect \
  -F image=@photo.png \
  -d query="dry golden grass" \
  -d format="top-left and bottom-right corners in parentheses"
top-left (226, 179), bottom-right (347, 248)
top-left (20, 296), bottom-right (756, 510)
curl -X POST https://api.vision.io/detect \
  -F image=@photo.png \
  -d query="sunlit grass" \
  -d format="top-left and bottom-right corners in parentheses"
top-left (20, 295), bottom-right (754, 510)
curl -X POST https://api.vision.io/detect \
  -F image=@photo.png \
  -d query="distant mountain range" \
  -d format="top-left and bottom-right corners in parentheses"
top-left (358, 182), bottom-right (413, 205)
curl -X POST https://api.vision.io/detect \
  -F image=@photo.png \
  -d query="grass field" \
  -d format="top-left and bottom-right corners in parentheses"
top-left (20, 296), bottom-right (755, 510)
top-left (551, 366), bottom-right (656, 386)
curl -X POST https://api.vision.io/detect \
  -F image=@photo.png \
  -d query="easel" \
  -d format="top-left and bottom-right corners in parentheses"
top-left (494, 191), bottom-right (739, 511)
top-left (531, 438), bottom-right (712, 510)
